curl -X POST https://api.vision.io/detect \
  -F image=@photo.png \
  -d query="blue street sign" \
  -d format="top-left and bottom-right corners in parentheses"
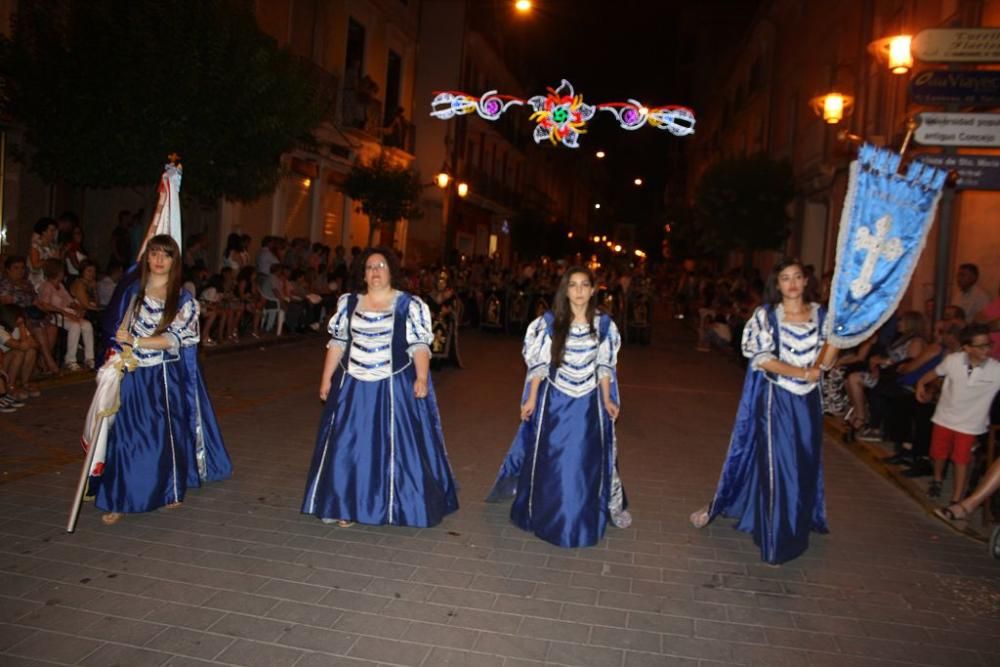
top-left (910, 70), bottom-right (1000, 106)
top-left (916, 153), bottom-right (1000, 190)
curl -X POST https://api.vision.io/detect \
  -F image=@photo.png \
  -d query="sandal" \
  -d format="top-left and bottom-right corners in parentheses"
top-left (336, 520), bottom-right (354, 528)
top-left (101, 512), bottom-right (123, 525)
top-left (163, 501), bottom-right (183, 510)
top-left (934, 503), bottom-right (969, 522)
top-left (689, 505), bottom-right (710, 529)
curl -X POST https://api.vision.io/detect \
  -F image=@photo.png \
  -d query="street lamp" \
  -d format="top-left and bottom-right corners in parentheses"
top-left (810, 91), bottom-right (854, 124)
top-left (456, 182), bottom-right (469, 198)
top-left (435, 172), bottom-right (451, 189)
top-left (869, 34), bottom-right (913, 74)
top-left (514, 0), bottom-right (532, 13)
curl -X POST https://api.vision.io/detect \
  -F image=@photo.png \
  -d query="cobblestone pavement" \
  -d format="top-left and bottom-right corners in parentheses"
top-left (1, 324), bottom-right (998, 667)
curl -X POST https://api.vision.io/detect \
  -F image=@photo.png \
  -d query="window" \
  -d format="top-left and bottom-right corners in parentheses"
top-left (345, 18), bottom-right (366, 87)
top-left (384, 49), bottom-right (402, 125)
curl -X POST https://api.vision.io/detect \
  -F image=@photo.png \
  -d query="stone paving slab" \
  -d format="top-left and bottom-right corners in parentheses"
top-left (0, 324), bottom-right (998, 666)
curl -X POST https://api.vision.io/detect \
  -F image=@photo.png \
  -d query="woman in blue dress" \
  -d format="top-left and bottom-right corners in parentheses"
top-left (90, 235), bottom-right (232, 525)
top-left (487, 266), bottom-right (630, 548)
top-left (302, 247), bottom-right (458, 528)
top-left (690, 259), bottom-right (838, 564)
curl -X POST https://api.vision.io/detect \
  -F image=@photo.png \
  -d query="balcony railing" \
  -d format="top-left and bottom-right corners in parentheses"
top-left (295, 57), bottom-right (338, 125)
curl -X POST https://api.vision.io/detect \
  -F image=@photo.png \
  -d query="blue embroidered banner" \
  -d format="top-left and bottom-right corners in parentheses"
top-left (827, 144), bottom-right (947, 347)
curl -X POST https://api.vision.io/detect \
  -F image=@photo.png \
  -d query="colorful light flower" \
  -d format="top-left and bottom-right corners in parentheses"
top-left (527, 80), bottom-right (596, 148)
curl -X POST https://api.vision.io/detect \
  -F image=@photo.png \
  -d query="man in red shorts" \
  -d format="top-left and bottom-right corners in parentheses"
top-left (916, 323), bottom-right (1000, 504)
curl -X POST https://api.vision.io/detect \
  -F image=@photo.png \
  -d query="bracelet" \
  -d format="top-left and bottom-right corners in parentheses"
top-left (133, 337), bottom-right (142, 350)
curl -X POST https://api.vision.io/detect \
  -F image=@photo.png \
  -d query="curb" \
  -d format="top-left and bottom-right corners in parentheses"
top-left (823, 416), bottom-right (990, 543)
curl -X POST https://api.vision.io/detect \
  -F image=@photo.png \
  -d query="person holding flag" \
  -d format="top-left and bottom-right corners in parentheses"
top-left (689, 143), bottom-right (948, 564)
top-left (68, 160), bottom-right (231, 531)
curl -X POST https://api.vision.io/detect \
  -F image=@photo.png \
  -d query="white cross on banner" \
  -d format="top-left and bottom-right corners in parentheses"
top-left (827, 144), bottom-right (946, 348)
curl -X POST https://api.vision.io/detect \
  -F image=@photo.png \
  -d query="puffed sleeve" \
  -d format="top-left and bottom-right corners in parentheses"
top-left (742, 306), bottom-right (776, 370)
top-left (405, 295), bottom-right (433, 356)
top-left (326, 293), bottom-right (351, 350)
top-left (165, 298), bottom-right (200, 351)
top-left (523, 316), bottom-right (551, 380)
top-left (597, 318), bottom-right (621, 381)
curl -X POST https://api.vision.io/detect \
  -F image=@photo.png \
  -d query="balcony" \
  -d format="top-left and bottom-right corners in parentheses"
top-left (295, 57), bottom-right (338, 126)
top-left (342, 86), bottom-right (384, 138)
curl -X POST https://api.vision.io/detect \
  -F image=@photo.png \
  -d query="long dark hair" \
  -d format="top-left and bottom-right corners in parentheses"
top-left (133, 234), bottom-right (183, 335)
top-left (351, 246), bottom-right (407, 293)
top-left (550, 266), bottom-right (597, 369)
top-left (762, 257), bottom-right (805, 306)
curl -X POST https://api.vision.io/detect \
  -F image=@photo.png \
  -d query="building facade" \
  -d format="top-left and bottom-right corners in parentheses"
top-left (689, 0), bottom-right (1000, 311)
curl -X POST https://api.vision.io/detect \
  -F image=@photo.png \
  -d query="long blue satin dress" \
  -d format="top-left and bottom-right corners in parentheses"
top-left (708, 303), bottom-right (828, 564)
top-left (301, 291), bottom-right (459, 527)
top-left (487, 312), bottom-right (630, 548)
top-left (92, 290), bottom-right (232, 513)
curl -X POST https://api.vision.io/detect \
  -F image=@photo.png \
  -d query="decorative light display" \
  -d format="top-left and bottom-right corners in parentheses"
top-left (431, 79), bottom-right (695, 148)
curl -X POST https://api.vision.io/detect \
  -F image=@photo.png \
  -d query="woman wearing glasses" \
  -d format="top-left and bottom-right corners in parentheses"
top-left (301, 247), bottom-right (458, 528)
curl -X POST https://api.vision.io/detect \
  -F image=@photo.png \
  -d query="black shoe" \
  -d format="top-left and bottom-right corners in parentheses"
top-left (883, 453), bottom-right (912, 466)
top-left (903, 459), bottom-right (933, 478)
top-left (928, 480), bottom-right (942, 498)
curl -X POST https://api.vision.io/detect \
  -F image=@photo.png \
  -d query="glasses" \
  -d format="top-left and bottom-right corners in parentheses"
top-left (365, 262), bottom-right (388, 272)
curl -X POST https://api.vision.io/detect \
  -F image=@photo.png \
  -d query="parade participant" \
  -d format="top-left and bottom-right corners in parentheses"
top-left (426, 269), bottom-right (463, 369)
top-left (487, 266), bottom-right (630, 548)
top-left (301, 247), bottom-right (458, 528)
top-left (690, 259), bottom-right (837, 564)
top-left (85, 234), bottom-right (232, 525)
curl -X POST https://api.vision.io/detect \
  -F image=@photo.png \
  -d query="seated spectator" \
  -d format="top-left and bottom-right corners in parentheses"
top-left (0, 255), bottom-right (60, 375)
top-left (222, 233), bottom-right (246, 271)
top-left (218, 266), bottom-right (242, 343)
top-left (235, 266), bottom-right (263, 338)
top-left (198, 274), bottom-right (223, 347)
top-left (97, 260), bottom-right (123, 309)
top-left (63, 223), bottom-right (89, 279)
top-left (883, 323), bottom-right (963, 475)
top-left (36, 258), bottom-right (94, 371)
top-left (935, 454), bottom-right (1000, 522)
top-left (70, 260), bottom-right (103, 357)
top-left (917, 323), bottom-right (1000, 502)
top-left (846, 310), bottom-right (927, 440)
top-left (954, 263), bottom-right (991, 321)
top-left (260, 263), bottom-right (288, 336)
top-left (28, 218), bottom-right (60, 289)
top-left (0, 304), bottom-right (41, 400)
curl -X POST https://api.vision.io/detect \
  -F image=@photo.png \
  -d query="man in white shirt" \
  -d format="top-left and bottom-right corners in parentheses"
top-left (256, 236), bottom-right (280, 276)
top-left (953, 263), bottom-right (991, 321)
top-left (916, 323), bottom-right (1000, 505)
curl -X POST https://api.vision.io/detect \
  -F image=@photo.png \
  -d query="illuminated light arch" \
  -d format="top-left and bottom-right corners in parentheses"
top-left (430, 79), bottom-right (696, 148)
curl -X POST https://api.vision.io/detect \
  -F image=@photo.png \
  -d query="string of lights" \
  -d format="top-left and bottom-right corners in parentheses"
top-left (431, 79), bottom-right (696, 148)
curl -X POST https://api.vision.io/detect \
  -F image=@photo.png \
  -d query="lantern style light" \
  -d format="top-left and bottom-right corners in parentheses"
top-left (888, 35), bottom-right (913, 74)
top-left (456, 182), bottom-right (469, 197)
top-left (514, 0), bottom-right (532, 13)
top-left (810, 92), bottom-right (854, 125)
top-left (868, 34), bottom-right (913, 75)
top-left (435, 172), bottom-right (450, 189)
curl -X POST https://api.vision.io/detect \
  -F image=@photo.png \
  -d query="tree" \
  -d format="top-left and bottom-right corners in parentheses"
top-left (342, 155), bottom-right (423, 248)
top-left (1, 0), bottom-right (328, 202)
top-left (694, 154), bottom-right (795, 262)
